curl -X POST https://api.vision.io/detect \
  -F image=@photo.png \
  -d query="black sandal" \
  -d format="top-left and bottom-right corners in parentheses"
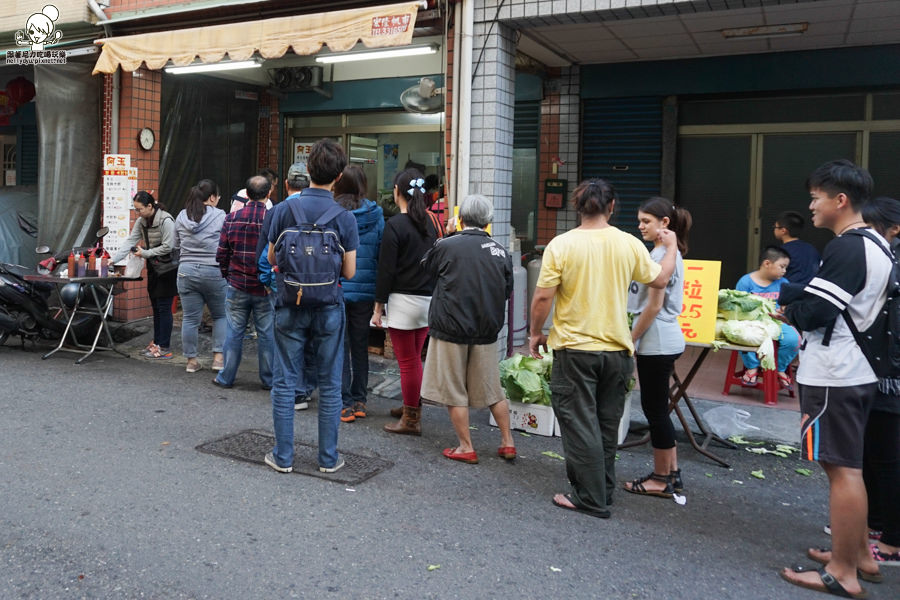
top-left (780, 565), bottom-right (868, 599)
top-left (669, 469), bottom-right (684, 493)
top-left (624, 472), bottom-right (674, 498)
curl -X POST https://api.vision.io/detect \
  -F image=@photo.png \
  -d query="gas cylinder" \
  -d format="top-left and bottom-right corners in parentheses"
top-left (511, 250), bottom-right (527, 346)
top-left (526, 245), bottom-right (553, 335)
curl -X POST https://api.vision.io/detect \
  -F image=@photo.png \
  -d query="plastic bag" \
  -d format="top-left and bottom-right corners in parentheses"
top-left (123, 254), bottom-right (145, 278)
top-left (703, 405), bottom-right (760, 439)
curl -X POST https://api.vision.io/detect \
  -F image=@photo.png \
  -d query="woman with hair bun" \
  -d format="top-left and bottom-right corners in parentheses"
top-left (374, 168), bottom-right (439, 436)
top-left (174, 179), bottom-right (227, 372)
top-left (111, 190), bottom-right (177, 359)
top-left (624, 196), bottom-right (692, 499)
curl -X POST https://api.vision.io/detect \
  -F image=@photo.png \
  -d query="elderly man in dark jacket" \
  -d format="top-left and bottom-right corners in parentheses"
top-left (420, 194), bottom-right (516, 464)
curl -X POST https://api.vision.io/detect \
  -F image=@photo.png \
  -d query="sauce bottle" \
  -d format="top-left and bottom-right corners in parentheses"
top-left (76, 252), bottom-right (86, 277)
top-left (67, 251), bottom-right (75, 278)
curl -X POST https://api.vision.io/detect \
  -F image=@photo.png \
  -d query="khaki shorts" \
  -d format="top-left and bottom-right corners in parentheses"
top-left (421, 338), bottom-right (506, 408)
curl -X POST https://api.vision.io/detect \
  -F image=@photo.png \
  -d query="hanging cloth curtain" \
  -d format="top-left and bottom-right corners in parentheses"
top-left (92, 1), bottom-right (422, 74)
top-left (34, 61), bottom-right (102, 254)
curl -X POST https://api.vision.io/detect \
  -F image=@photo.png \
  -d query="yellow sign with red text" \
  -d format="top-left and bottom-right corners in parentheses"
top-left (678, 259), bottom-right (721, 344)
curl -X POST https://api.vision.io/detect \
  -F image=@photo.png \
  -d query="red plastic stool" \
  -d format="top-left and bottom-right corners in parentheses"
top-left (722, 347), bottom-right (795, 406)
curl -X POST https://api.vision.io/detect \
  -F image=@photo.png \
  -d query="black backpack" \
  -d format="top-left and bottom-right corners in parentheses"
top-left (273, 199), bottom-right (346, 308)
top-left (841, 229), bottom-right (900, 391)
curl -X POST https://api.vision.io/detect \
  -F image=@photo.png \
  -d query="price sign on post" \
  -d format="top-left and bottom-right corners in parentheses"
top-left (678, 260), bottom-right (721, 344)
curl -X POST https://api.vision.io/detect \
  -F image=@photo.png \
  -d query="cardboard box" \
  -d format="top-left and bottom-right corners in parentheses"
top-left (489, 400), bottom-right (556, 437)
top-left (551, 392), bottom-right (633, 445)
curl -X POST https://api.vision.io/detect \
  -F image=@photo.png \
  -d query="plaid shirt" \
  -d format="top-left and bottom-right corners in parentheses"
top-left (216, 200), bottom-right (268, 296)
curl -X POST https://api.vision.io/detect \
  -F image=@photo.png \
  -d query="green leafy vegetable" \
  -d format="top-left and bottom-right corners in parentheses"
top-left (718, 289), bottom-right (777, 321)
top-left (728, 435), bottom-right (765, 446)
top-left (541, 451), bottom-right (565, 460)
top-left (427, 564), bottom-right (441, 571)
top-left (795, 468), bottom-right (813, 476)
top-left (499, 352), bottom-right (553, 405)
top-left (750, 469), bottom-right (765, 479)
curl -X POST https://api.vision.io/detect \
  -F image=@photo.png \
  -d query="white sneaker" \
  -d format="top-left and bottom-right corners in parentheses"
top-left (318, 457), bottom-right (345, 473)
top-left (265, 452), bottom-right (292, 473)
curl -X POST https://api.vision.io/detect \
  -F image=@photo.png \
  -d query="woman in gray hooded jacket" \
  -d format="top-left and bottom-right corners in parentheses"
top-left (174, 179), bottom-right (227, 372)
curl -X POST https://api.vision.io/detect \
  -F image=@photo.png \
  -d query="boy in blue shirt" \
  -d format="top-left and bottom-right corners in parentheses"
top-left (735, 246), bottom-right (799, 389)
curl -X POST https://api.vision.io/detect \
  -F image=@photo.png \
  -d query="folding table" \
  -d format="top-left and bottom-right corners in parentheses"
top-left (619, 341), bottom-right (761, 468)
top-left (24, 274), bottom-right (141, 364)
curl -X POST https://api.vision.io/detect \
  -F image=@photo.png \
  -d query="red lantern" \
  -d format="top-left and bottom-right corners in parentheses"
top-left (6, 76), bottom-right (35, 106)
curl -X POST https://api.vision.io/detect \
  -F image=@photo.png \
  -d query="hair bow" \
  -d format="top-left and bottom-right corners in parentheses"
top-left (407, 177), bottom-right (426, 196)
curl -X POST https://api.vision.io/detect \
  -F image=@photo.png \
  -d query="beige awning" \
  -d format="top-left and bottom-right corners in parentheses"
top-left (92, 2), bottom-right (422, 75)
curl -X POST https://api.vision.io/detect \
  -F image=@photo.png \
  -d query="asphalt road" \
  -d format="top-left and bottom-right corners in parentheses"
top-left (2, 342), bottom-right (897, 599)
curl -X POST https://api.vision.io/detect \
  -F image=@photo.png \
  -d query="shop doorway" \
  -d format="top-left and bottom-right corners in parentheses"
top-left (677, 92), bottom-right (900, 287)
top-left (285, 111), bottom-right (443, 220)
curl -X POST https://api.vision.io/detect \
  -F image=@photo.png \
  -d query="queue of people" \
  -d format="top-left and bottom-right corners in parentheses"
top-left (116, 147), bottom-right (898, 596)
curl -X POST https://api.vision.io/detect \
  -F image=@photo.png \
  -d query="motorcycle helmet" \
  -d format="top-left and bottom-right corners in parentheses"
top-left (60, 283), bottom-right (84, 308)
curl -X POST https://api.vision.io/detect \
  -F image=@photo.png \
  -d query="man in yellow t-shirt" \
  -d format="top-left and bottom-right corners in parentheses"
top-left (530, 179), bottom-right (677, 518)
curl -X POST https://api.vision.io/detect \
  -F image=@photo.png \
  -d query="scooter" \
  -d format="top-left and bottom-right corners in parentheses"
top-left (0, 227), bottom-right (109, 347)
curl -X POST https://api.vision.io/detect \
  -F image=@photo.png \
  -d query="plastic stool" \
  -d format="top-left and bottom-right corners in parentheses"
top-left (722, 347), bottom-right (795, 406)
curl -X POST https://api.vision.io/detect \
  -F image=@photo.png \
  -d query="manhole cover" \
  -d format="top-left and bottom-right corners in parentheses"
top-left (196, 429), bottom-right (393, 485)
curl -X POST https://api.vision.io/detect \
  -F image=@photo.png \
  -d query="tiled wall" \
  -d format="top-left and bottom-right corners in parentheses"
top-left (554, 66), bottom-right (581, 234)
top-left (108, 68), bottom-right (162, 322)
top-left (444, 20), bottom-right (455, 199)
top-left (469, 20), bottom-right (516, 248)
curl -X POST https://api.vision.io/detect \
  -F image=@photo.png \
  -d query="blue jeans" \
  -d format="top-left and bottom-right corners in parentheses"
top-left (271, 303), bottom-right (345, 469)
top-left (176, 263), bottom-right (227, 357)
top-left (150, 296), bottom-right (174, 349)
top-left (267, 294), bottom-right (317, 396)
top-left (740, 323), bottom-right (800, 372)
top-left (216, 286), bottom-right (274, 387)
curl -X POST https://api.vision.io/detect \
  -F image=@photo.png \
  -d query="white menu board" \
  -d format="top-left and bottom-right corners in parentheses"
top-left (102, 154), bottom-right (136, 258)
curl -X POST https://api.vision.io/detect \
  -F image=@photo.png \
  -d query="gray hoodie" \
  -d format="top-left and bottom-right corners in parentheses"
top-left (174, 205), bottom-right (225, 266)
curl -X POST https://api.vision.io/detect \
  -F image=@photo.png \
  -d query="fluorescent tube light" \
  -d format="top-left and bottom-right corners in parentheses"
top-left (165, 60), bottom-right (262, 75)
top-left (722, 23), bottom-right (808, 40)
top-left (315, 44), bottom-right (438, 64)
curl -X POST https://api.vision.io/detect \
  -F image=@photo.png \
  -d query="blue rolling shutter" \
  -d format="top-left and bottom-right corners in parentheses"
top-left (581, 97), bottom-right (663, 236)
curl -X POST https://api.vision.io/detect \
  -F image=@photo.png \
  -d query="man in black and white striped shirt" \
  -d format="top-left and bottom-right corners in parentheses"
top-left (779, 160), bottom-right (891, 598)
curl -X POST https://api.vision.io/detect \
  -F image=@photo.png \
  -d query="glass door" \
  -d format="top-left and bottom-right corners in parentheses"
top-left (676, 135), bottom-right (753, 288)
top-left (758, 133), bottom-right (858, 259)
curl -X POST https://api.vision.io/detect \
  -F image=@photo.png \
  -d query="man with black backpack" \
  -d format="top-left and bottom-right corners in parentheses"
top-left (264, 139), bottom-right (358, 474)
top-left (777, 160), bottom-right (892, 598)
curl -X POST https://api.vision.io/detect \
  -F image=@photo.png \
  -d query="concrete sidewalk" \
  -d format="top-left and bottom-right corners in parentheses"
top-left (116, 318), bottom-right (800, 446)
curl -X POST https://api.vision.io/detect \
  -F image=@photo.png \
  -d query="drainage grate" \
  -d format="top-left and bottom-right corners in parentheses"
top-left (196, 429), bottom-right (394, 485)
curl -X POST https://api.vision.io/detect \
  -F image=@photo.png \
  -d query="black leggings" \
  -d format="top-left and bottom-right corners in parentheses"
top-left (863, 409), bottom-right (900, 547)
top-left (636, 353), bottom-right (681, 450)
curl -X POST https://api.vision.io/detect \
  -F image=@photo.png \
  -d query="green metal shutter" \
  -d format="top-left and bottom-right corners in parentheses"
top-left (581, 97), bottom-right (663, 236)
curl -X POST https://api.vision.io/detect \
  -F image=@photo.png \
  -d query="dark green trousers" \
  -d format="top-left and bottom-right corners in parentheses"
top-left (550, 348), bottom-right (633, 513)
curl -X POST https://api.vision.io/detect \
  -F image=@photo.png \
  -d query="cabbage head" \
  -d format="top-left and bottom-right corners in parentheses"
top-left (720, 320), bottom-right (778, 370)
top-left (718, 289), bottom-right (777, 321)
top-left (721, 320), bottom-right (770, 347)
top-left (499, 351), bottom-right (553, 405)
